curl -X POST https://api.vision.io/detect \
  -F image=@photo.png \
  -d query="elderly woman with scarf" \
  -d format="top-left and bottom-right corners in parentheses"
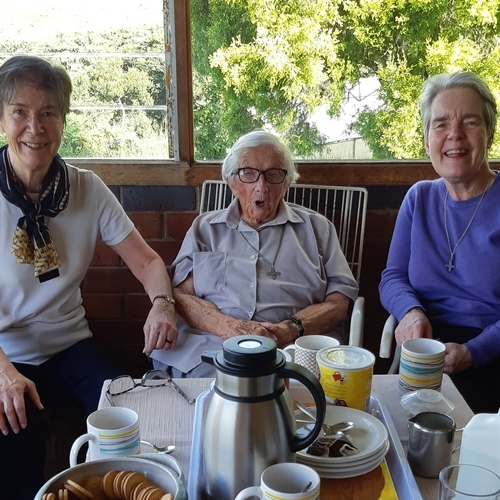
top-left (0, 56), bottom-right (177, 498)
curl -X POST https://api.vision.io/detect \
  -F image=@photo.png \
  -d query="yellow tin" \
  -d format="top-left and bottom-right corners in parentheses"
top-left (316, 346), bottom-right (375, 411)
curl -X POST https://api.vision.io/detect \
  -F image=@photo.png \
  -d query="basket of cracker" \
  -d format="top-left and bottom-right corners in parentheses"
top-left (35, 457), bottom-right (186, 500)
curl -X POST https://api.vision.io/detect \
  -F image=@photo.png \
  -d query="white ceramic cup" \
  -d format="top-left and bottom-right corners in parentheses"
top-left (284, 335), bottom-right (339, 378)
top-left (69, 407), bottom-right (140, 466)
top-left (439, 464), bottom-right (500, 500)
top-left (234, 462), bottom-right (320, 500)
top-left (398, 338), bottom-right (446, 395)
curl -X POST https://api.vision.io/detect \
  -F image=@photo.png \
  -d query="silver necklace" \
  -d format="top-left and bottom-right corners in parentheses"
top-left (239, 227), bottom-right (285, 279)
top-left (443, 188), bottom-right (487, 272)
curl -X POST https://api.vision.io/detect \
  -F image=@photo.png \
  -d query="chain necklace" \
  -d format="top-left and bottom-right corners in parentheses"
top-left (239, 227), bottom-right (285, 279)
top-left (443, 187), bottom-right (487, 272)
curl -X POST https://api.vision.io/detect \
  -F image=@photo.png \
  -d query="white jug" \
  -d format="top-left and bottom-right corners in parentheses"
top-left (459, 408), bottom-right (500, 475)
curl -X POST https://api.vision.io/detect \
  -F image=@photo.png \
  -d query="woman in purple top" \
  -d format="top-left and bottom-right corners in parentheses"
top-left (379, 72), bottom-right (500, 413)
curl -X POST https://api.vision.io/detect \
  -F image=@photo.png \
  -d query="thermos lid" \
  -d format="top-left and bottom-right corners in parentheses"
top-left (207, 336), bottom-right (283, 376)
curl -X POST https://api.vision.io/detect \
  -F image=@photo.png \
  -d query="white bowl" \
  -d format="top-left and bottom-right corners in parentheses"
top-left (35, 457), bottom-right (186, 500)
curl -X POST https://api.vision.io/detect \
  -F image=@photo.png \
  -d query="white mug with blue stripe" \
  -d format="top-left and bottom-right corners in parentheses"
top-left (399, 338), bottom-right (446, 395)
top-left (69, 407), bottom-right (140, 466)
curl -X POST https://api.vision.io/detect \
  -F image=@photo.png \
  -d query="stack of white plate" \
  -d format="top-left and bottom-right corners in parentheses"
top-left (295, 405), bottom-right (390, 478)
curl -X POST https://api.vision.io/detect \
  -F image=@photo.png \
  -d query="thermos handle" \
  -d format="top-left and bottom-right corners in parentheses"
top-left (279, 362), bottom-right (326, 452)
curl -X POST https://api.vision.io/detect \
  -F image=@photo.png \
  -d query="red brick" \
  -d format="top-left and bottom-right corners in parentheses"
top-left (91, 243), bottom-right (121, 266)
top-left (148, 240), bottom-right (182, 267)
top-left (165, 212), bottom-right (197, 238)
top-left (364, 210), bottom-right (398, 239)
top-left (129, 212), bottom-right (163, 239)
top-left (362, 238), bottom-right (391, 268)
top-left (82, 268), bottom-right (144, 293)
top-left (83, 294), bottom-right (122, 319)
top-left (124, 294), bottom-right (151, 319)
top-left (90, 319), bottom-right (146, 344)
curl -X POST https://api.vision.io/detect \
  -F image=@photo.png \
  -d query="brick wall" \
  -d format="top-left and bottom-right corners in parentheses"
top-left (82, 184), bottom-right (409, 377)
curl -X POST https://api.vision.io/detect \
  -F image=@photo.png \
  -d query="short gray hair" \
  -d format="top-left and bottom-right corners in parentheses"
top-left (221, 130), bottom-right (299, 187)
top-left (420, 72), bottom-right (497, 141)
top-left (0, 55), bottom-right (72, 122)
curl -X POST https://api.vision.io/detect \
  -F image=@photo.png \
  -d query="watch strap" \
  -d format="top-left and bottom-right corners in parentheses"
top-left (288, 315), bottom-right (304, 338)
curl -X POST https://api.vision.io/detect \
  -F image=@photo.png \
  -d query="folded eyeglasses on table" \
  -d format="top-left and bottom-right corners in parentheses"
top-left (106, 369), bottom-right (196, 406)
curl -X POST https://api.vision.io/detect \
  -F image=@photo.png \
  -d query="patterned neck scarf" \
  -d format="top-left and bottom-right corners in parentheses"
top-left (0, 145), bottom-right (70, 282)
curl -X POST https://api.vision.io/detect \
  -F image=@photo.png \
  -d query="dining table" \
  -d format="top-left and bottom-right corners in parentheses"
top-left (98, 374), bottom-right (474, 500)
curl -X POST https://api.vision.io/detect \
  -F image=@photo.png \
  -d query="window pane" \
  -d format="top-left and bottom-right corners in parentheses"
top-left (0, 0), bottom-right (172, 159)
top-left (190, 0), bottom-right (500, 161)
top-left (190, 0), bottom-right (378, 161)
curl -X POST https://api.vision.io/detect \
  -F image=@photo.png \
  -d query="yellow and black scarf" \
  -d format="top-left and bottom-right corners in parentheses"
top-left (0, 145), bottom-right (70, 282)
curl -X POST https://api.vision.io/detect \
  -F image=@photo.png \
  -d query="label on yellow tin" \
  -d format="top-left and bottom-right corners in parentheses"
top-left (317, 346), bottom-right (375, 411)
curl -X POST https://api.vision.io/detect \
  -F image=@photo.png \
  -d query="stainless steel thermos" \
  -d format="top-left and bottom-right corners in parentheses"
top-left (199, 336), bottom-right (326, 500)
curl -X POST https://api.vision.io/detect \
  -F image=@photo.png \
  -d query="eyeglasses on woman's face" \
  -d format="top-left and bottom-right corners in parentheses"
top-left (233, 167), bottom-right (288, 184)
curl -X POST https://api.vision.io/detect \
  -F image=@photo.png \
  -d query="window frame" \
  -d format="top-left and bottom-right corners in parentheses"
top-left (67, 0), bottom-right (499, 188)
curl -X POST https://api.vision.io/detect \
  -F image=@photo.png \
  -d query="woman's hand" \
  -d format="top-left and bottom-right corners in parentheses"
top-left (0, 362), bottom-right (43, 435)
top-left (395, 308), bottom-right (433, 345)
top-left (143, 301), bottom-right (178, 356)
top-left (444, 343), bottom-right (473, 374)
top-left (111, 229), bottom-right (179, 356)
top-left (224, 319), bottom-right (278, 343)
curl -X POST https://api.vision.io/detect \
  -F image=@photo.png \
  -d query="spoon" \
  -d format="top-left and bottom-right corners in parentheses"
top-left (140, 440), bottom-right (176, 454)
top-left (294, 400), bottom-right (355, 436)
top-left (300, 481), bottom-right (312, 493)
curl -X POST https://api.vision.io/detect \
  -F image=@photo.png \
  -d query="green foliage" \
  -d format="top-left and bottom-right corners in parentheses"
top-left (192, 0), bottom-right (340, 158)
top-left (0, 26), bottom-right (168, 158)
top-left (3, 2), bottom-right (500, 160)
top-left (191, 0), bottom-right (500, 159)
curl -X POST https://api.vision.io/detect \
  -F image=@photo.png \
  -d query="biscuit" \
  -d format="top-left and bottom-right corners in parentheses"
top-left (82, 474), bottom-right (105, 496)
top-left (160, 495), bottom-right (173, 500)
top-left (64, 479), bottom-right (93, 499)
top-left (137, 485), bottom-right (156, 500)
top-left (131, 481), bottom-right (152, 500)
top-left (143, 488), bottom-right (167, 500)
top-left (113, 470), bottom-right (130, 498)
top-left (121, 472), bottom-right (147, 499)
top-left (103, 471), bottom-right (121, 499)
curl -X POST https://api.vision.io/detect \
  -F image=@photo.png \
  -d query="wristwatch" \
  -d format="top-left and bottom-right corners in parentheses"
top-left (288, 315), bottom-right (304, 338)
top-left (152, 294), bottom-right (176, 305)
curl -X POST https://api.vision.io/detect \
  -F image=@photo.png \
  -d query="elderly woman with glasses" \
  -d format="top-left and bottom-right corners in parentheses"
top-left (150, 130), bottom-right (359, 378)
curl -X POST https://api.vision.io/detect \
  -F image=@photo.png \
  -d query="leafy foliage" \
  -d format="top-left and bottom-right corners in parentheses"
top-left (0, 27), bottom-right (169, 158)
top-left (2, 1), bottom-right (500, 159)
top-left (191, 0), bottom-right (500, 159)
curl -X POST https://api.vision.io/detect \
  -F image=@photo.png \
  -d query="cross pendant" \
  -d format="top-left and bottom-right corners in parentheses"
top-left (445, 259), bottom-right (455, 272)
top-left (267, 266), bottom-right (281, 280)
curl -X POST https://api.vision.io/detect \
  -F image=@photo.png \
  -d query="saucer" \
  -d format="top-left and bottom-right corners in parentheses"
top-left (295, 405), bottom-right (389, 464)
top-left (298, 440), bottom-right (389, 469)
